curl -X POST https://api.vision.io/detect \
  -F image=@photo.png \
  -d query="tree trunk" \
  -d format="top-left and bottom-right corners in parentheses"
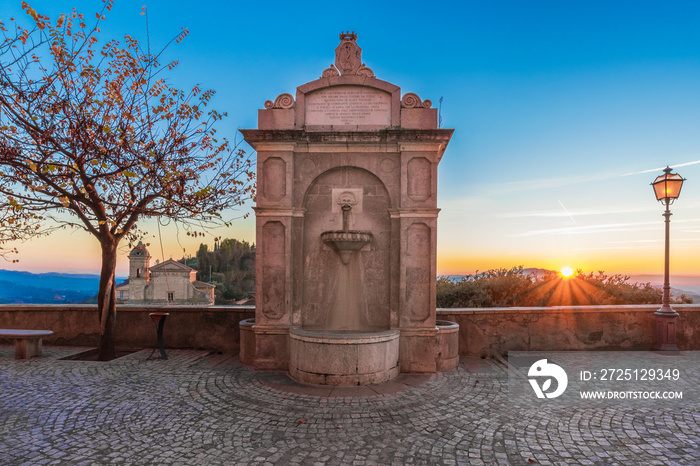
top-left (97, 240), bottom-right (118, 361)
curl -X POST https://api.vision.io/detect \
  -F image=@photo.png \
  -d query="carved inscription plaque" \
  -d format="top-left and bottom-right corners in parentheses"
top-left (306, 86), bottom-right (390, 126)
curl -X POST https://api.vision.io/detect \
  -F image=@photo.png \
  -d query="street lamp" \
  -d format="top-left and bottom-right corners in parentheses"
top-left (651, 166), bottom-right (685, 351)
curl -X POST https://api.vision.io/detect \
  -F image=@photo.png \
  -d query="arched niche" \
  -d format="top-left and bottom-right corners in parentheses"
top-left (300, 166), bottom-right (392, 331)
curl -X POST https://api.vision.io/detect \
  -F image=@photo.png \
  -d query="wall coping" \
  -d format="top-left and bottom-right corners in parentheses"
top-left (437, 304), bottom-right (700, 314)
top-left (0, 304), bottom-right (256, 313)
top-left (1, 304), bottom-right (697, 314)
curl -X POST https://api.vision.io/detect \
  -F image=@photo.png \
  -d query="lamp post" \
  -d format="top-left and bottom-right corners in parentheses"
top-left (651, 166), bottom-right (685, 351)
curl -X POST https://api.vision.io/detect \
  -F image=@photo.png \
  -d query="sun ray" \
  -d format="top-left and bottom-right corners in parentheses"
top-left (560, 267), bottom-right (574, 279)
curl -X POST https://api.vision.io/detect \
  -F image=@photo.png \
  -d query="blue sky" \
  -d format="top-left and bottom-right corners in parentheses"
top-left (3, 0), bottom-right (700, 276)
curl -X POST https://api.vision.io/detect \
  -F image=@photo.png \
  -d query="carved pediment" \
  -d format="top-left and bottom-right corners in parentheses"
top-left (149, 258), bottom-right (194, 273)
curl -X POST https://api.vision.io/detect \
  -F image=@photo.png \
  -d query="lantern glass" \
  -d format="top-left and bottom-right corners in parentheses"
top-left (652, 171), bottom-right (685, 202)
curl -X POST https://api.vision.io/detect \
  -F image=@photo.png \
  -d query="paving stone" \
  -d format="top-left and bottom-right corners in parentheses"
top-left (0, 347), bottom-right (699, 464)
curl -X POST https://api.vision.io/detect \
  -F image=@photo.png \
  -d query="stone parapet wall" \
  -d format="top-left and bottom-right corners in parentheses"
top-left (437, 305), bottom-right (700, 357)
top-left (0, 305), bottom-right (254, 353)
top-left (2, 304), bottom-right (699, 357)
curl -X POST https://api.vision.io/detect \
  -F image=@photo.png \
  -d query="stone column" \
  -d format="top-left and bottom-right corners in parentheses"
top-left (397, 142), bottom-right (444, 372)
top-left (251, 144), bottom-right (295, 369)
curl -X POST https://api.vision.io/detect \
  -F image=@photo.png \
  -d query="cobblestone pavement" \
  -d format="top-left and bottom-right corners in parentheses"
top-left (1, 346), bottom-right (699, 465)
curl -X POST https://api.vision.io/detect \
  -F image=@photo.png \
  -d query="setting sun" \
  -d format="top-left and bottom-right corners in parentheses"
top-left (560, 266), bottom-right (575, 278)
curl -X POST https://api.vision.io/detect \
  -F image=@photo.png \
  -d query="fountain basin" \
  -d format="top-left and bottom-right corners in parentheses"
top-left (435, 320), bottom-right (459, 371)
top-left (321, 230), bottom-right (372, 264)
top-left (239, 318), bottom-right (256, 366)
top-left (289, 327), bottom-right (399, 385)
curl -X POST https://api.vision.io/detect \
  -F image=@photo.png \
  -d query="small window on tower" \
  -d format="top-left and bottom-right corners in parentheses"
top-left (136, 268), bottom-right (140, 278)
top-left (167, 292), bottom-right (174, 302)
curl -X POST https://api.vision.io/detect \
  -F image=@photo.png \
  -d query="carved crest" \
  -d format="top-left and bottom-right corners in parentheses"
top-left (335, 32), bottom-right (361, 75)
top-left (322, 32), bottom-right (374, 78)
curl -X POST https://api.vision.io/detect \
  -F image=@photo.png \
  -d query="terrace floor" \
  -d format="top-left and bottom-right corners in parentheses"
top-left (0, 345), bottom-right (698, 465)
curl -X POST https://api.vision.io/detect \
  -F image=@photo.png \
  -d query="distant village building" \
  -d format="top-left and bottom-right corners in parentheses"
top-left (116, 242), bottom-right (215, 304)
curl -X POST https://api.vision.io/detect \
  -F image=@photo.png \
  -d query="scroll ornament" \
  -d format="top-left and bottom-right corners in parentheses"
top-left (356, 64), bottom-right (374, 78)
top-left (401, 92), bottom-right (432, 109)
top-left (321, 65), bottom-right (340, 78)
top-left (322, 63), bottom-right (373, 78)
top-left (264, 93), bottom-right (295, 109)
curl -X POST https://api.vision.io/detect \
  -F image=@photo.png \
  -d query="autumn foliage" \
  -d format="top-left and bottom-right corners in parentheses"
top-left (0, 1), bottom-right (255, 359)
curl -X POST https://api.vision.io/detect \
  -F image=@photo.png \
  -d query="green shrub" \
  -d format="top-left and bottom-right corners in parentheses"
top-left (436, 267), bottom-right (679, 307)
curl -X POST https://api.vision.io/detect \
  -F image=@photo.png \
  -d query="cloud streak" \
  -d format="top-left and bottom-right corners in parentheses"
top-left (620, 160), bottom-right (700, 177)
top-left (574, 246), bottom-right (658, 251)
top-left (558, 200), bottom-right (577, 225)
top-left (513, 218), bottom-right (700, 237)
top-left (484, 172), bottom-right (618, 195)
top-left (484, 159), bottom-right (700, 197)
top-left (499, 206), bottom-right (650, 219)
top-left (512, 222), bottom-right (658, 237)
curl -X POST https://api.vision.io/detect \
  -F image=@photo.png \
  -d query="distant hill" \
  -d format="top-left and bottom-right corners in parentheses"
top-left (522, 268), bottom-right (551, 278)
top-left (442, 268), bottom-right (551, 281)
top-left (0, 270), bottom-right (126, 304)
top-left (628, 274), bottom-right (700, 303)
top-left (628, 274), bottom-right (700, 293)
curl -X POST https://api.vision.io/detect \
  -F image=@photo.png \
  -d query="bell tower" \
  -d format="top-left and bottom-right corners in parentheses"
top-left (128, 241), bottom-right (150, 301)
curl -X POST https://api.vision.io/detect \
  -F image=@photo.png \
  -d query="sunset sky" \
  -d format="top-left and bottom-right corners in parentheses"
top-left (2, 0), bottom-right (700, 278)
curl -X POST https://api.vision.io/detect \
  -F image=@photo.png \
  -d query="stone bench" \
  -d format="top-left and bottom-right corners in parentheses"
top-left (0, 329), bottom-right (53, 359)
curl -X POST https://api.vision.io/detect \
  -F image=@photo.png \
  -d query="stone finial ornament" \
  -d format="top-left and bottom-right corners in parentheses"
top-left (264, 93), bottom-right (295, 109)
top-left (401, 92), bottom-right (432, 109)
top-left (321, 32), bottom-right (375, 78)
top-left (336, 31), bottom-right (361, 75)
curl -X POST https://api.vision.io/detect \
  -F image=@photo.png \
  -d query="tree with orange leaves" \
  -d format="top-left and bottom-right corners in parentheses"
top-left (0, 181), bottom-right (45, 262)
top-left (0, 1), bottom-right (255, 360)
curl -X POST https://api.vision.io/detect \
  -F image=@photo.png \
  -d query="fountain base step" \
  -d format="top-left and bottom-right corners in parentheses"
top-left (289, 327), bottom-right (400, 386)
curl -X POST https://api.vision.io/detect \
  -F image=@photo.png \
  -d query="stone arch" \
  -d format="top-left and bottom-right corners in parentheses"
top-left (300, 166), bottom-right (392, 330)
top-left (301, 165), bottom-right (395, 209)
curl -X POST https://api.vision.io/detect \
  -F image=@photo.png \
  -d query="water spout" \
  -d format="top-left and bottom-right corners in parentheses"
top-left (342, 204), bottom-right (351, 231)
top-left (321, 193), bottom-right (374, 331)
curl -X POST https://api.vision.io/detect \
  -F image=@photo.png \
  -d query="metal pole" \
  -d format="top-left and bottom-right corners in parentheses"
top-left (156, 316), bottom-right (168, 360)
top-left (656, 200), bottom-right (677, 316)
top-left (654, 198), bottom-right (679, 351)
top-left (663, 200), bottom-right (671, 310)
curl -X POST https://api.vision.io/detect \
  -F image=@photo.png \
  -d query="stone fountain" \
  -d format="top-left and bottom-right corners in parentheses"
top-left (240, 32), bottom-right (456, 385)
top-left (288, 190), bottom-right (399, 385)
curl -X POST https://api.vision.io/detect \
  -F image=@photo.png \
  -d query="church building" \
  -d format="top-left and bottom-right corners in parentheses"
top-left (116, 242), bottom-right (215, 304)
